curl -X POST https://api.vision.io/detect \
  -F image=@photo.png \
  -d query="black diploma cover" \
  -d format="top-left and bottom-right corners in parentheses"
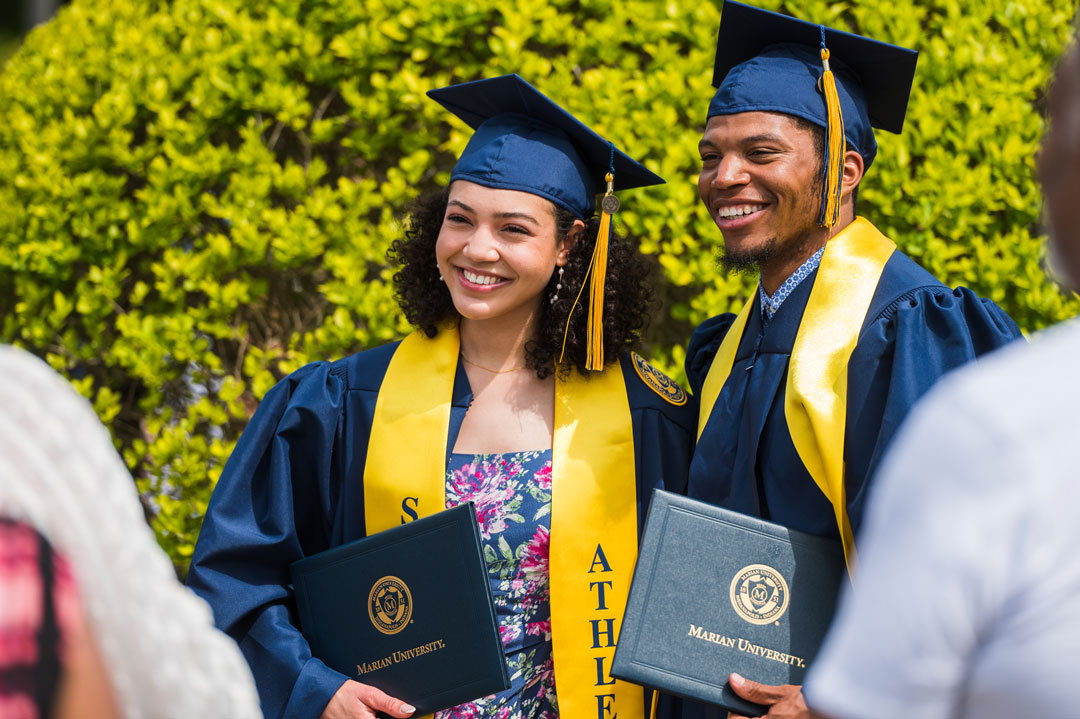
top-left (290, 503), bottom-right (510, 714)
top-left (611, 491), bottom-right (845, 716)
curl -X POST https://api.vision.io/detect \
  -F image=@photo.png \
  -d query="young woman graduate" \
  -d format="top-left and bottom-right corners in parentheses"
top-left (187, 74), bottom-right (696, 719)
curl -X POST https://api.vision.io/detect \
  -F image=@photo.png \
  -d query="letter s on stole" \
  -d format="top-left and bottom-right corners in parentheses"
top-left (400, 496), bottom-right (419, 523)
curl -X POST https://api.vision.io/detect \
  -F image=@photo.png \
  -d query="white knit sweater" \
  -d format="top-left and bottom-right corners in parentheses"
top-left (0, 346), bottom-right (262, 719)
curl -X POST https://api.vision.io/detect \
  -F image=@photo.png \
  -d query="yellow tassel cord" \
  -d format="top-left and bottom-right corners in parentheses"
top-left (559, 171), bottom-right (616, 371)
top-left (818, 43), bottom-right (846, 228)
top-left (586, 190), bottom-right (612, 370)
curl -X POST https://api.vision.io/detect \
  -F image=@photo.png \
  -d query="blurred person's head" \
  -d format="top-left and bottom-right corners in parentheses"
top-left (1040, 37), bottom-right (1080, 290)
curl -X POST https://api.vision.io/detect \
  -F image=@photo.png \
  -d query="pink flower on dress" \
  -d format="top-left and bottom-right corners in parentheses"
top-left (519, 525), bottom-right (549, 576)
top-left (499, 622), bottom-right (522, 646)
top-left (534, 462), bottom-right (552, 490)
top-left (446, 459), bottom-right (519, 540)
top-left (526, 619), bottom-right (551, 640)
top-left (518, 525), bottom-right (551, 612)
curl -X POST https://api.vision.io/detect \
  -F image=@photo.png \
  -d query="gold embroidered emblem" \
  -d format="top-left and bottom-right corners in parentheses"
top-left (368, 576), bottom-right (413, 635)
top-left (729, 564), bottom-right (790, 625)
top-left (631, 353), bottom-right (687, 406)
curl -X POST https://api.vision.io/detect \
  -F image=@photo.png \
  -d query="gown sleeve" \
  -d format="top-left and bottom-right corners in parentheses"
top-left (187, 361), bottom-right (349, 719)
top-left (844, 286), bottom-right (1023, 533)
top-left (619, 354), bottom-right (698, 532)
top-left (684, 312), bottom-right (738, 396)
top-left (631, 393), bottom-right (696, 506)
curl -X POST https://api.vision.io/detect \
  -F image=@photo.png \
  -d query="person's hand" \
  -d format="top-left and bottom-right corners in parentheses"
top-left (320, 680), bottom-right (416, 719)
top-left (726, 672), bottom-right (808, 719)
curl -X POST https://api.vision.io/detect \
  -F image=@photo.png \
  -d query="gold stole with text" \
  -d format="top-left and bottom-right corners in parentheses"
top-left (365, 325), bottom-right (644, 719)
top-left (696, 217), bottom-right (895, 569)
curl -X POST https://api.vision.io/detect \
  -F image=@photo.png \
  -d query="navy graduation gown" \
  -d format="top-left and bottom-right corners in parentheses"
top-left (187, 344), bottom-right (696, 719)
top-left (666, 251), bottom-right (1021, 719)
top-left (686, 250), bottom-right (1022, 538)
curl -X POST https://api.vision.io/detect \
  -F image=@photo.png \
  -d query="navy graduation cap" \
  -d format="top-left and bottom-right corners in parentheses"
top-left (708, 1), bottom-right (918, 227)
top-left (427, 74), bottom-right (663, 220)
top-left (427, 74), bottom-right (663, 370)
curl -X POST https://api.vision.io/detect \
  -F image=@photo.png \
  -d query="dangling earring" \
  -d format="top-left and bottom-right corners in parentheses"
top-left (549, 267), bottom-right (564, 304)
top-left (437, 262), bottom-right (444, 282)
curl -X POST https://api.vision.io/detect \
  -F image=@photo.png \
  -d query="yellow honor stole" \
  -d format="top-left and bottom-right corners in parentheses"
top-left (365, 326), bottom-right (644, 719)
top-left (696, 218), bottom-right (895, 569)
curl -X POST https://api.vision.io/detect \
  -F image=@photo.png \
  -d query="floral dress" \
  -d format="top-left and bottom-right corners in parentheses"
top-left (436, 450), bottom-right (558, 719)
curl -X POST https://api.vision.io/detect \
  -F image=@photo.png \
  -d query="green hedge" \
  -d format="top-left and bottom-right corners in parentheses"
top-left (1, 0), bottom-right (1076, 571)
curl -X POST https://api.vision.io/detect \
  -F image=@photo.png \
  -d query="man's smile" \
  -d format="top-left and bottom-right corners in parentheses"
top-left (716, 203), bottom-right (768, 219)
top-left (711, 201), bottom-right (771, 231)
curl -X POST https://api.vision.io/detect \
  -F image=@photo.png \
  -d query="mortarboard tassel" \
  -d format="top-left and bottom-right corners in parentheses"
top-left (560, 150), bottom-right (618, 371)
top-left (584, 172), bottom-right (617, 370)
top-left (817, 25), bottom-right (846, 228)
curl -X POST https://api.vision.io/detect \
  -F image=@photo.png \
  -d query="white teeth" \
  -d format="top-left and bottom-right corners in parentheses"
top-left (717, 204), bottom-right (766, 219)
top-left (462, 269), bottom-right (504, 286)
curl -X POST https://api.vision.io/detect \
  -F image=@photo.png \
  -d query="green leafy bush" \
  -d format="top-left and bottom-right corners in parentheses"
top-left (1, 0), bottom-right (1076, 571)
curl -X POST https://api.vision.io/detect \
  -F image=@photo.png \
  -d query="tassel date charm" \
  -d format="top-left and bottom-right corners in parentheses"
top-left (600, 172), bottom-right (619, 214)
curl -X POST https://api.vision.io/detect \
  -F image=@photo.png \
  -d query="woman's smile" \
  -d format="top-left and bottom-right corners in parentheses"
top-left (457, 266), bottom-right (512, 291)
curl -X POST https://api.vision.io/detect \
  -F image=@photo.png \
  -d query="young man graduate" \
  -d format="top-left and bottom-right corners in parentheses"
top-left (682, 3), bottom-right (1023, 717)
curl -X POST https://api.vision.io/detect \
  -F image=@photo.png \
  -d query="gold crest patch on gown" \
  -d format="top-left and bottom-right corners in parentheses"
top-left (631, 353), bottom-right (687, 406)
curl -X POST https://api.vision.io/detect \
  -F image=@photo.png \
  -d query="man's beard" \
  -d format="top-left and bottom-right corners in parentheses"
top-left (716, 221), bottom-right (821, 277)
top-left (718, 238), bottom-right (775, 275)
top-left (716, 180), bottom-right (826, 278)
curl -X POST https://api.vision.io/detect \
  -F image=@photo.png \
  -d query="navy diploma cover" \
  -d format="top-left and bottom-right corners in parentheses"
top-left (290, 503), bottom-right (510, 714)
top-left (611, 491), bottom-right (845, 716)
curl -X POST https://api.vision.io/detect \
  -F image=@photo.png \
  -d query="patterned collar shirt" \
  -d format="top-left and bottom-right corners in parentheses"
top-left (758, 244), bottom-right (826, 319)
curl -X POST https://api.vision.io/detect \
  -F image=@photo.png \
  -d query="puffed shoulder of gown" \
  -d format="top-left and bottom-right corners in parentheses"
top-left (187, 356), bottom-right (363, 719)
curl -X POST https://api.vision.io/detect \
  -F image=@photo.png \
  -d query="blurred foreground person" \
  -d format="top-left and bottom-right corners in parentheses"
top-left (0, 346), bottom-right (262, 718)
top-left (0, 517), bottom-right (117, 719)
top-left (682, 3), bottom-right (1022, 717)
top-left (804, 36), bottom-right (1080, 719)
top-left (187, 75), bottom-right (693, 719)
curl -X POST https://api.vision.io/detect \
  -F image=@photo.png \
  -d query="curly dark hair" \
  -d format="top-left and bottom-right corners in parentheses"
top-left (388, 188), bottom-right (656, 379)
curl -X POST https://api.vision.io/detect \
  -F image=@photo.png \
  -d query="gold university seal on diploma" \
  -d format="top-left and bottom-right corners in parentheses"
top-left (368, 576), bottom-right (413, 635)
top-left (291, 505), bottom-right (509, 714)
top-left (611, 492), bottom-right (845, 716)
top-left (729, 564), bottom-right (790, 625)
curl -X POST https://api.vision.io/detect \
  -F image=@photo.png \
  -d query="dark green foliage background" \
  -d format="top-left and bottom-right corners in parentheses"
top-left (1, 0), bottom-right (1076, 570)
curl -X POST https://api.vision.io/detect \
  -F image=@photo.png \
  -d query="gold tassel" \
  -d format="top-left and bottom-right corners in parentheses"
top-left (818, 45), bottom-right (846, 228)
top-left (585, 175), bottom-right (616, 370)
top-left (559, 172), bottom-right (617, 371)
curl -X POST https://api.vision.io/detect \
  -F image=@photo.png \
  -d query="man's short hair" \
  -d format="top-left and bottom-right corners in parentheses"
top-left (789, 114), bottom-right (860, 211)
